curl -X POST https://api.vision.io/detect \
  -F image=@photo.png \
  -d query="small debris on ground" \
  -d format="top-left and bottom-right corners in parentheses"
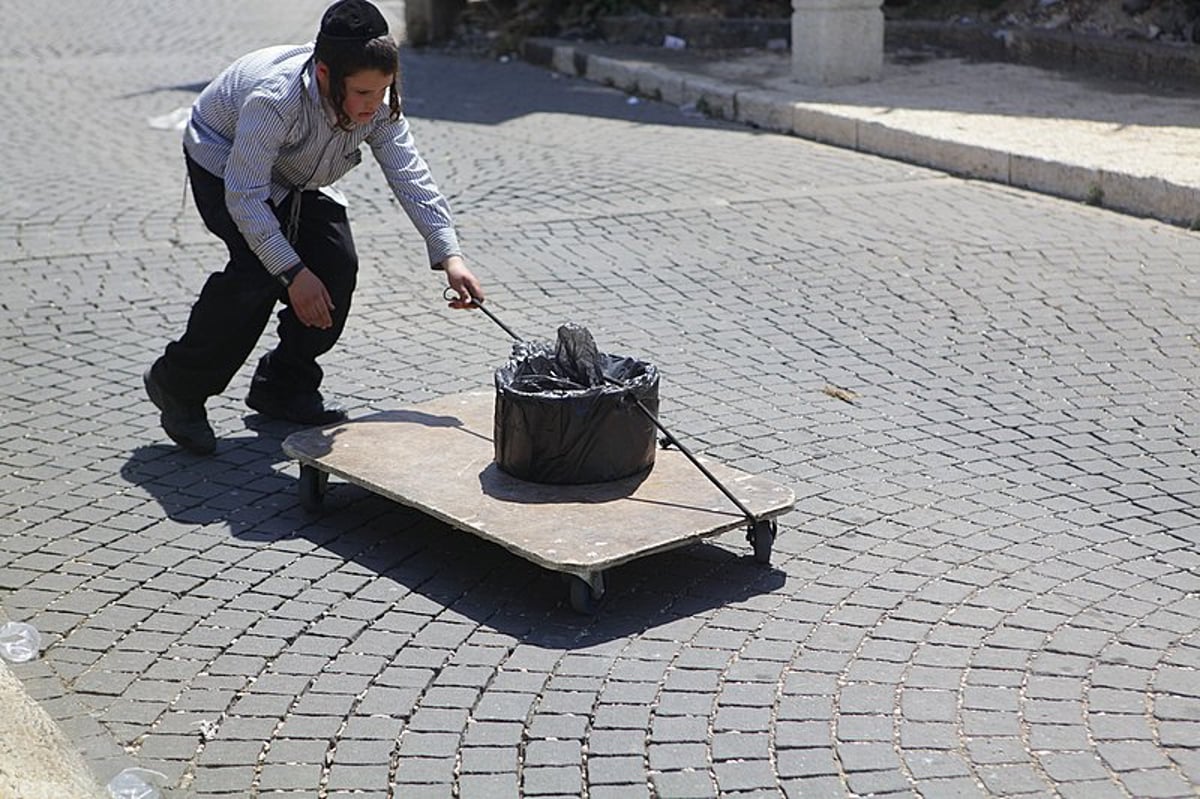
top-left (822, 384), bottom-right (860, 403)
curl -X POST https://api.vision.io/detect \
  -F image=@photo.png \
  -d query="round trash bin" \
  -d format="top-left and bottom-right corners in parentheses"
top-left (493, 342), bottom-right (659, 485)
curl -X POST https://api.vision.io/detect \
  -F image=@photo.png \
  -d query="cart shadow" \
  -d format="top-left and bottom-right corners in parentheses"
top-left (301, 482), bottom-right (789, 642)
top-left (478, 462), bottom-right (649, 504)
top-left (120, 440), bottom-right (788, 643)
top-left (270, 409), bottom-right (476, 460)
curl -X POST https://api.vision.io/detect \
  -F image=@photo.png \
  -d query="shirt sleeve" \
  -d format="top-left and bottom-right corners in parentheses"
top-left (367, 114), bottom-right (461, 267)
top-left (223, 92), bottom-right (301, 276)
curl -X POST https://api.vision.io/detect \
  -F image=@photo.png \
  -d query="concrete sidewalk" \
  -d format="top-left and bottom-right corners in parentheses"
top-left (0, 611), bottom-right (105, 798)
top-left (524, 37), bottom-right (1200, 228)
top-left (0, 663), bottom-right (106, 798)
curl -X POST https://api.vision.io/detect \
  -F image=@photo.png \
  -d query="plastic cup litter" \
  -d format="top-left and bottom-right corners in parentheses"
top-left (106, 767), bottom-right (167, 799)
top-left (0, 621), bottom-right (41, 662)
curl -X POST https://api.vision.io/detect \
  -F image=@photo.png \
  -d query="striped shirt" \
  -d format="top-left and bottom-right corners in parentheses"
top-left (184, 43), bottom-right (460, 276)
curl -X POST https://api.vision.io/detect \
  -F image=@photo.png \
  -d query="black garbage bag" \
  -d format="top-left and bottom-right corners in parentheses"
top-left (494, 324), bottom-right (660, 484)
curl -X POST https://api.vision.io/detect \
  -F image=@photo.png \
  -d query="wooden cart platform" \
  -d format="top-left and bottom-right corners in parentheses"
top-left (282, 391), bottom-right (795, 612)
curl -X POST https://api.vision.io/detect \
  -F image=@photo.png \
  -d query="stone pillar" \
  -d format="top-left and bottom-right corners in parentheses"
top-left (403, 0), bottom-right (466, 46)
top-left (791, 0), bottom-right (884, 85)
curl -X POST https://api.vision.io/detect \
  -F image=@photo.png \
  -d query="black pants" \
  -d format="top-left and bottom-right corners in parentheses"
top-left (156, 154), bottom-right (359, 405)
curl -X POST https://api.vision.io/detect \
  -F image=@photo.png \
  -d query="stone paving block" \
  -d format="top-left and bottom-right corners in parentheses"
top-left (1120, 768), bottom-right (1197, 798)
top-left (328, 762), bottom-right (392, 791)
top-left (842, 678), bottom-right (900, 712)
top-left (655, 692), bottom-right (717, 717)
top-left (902, 748), bottom-right (969, 777)
top-left (395, 731), bottom-right (461, 760)
top-left (844, 658), bottom-right (908, 683)
top-left (648, 741), bottom-right (709, 772)
top-left (72, 669), bottom-right (141, 697)
top-left (1055, 779), bottom-right (1130, 799)
top-left (717, 729), bottom-right (775, 764)
top-left (487, 670), bottom-right (547, 695)
top-left (524, 738), bottom-right (582, 767)
top-left (523, 765), bottom-right (584, 796)
top-left (857, 639), bottom-right (920, 665)
top-left (407, 707), bottom-right (470, 733)
top-left (458, 745), bottom-right (514, 774)
top-left (1090, 687), bottom-right (1146, 714)
top-left (588, 754), bottom-right (646, 785)
top-left (189, 765), bottom-right (257, 794)
top-left (590, 785), bottom-right (654, 799)
top-left (843, 767), bottom-right (913, 795)
top-left (1027, 723), bottom-right (1091, 750)
top-left (436, 662), bottom-right (501, 686)
top-left (418, 685), bottom-right (481, 710)
top-left (333, 717), bottom-right (403, 745)
top-left (917, 776), bottom-right (989, 799)
top-left (137, 732), bottom-right (199, 761)
top-left (594, 703), bottom-right (653, 730)
top-left (528, 714), bottom-right (591, 741)
top-left (274, 714), bottom-right (344, 741)
top-left (650, 769), bottom-right (717, 798)
top-left (258, 763), bottom-right (322, 791)
top-left (781, 775), bottom-right (845, 798)
top-left (691, 627), bottom-right (747, 651)
top-left (1171, 749), bottom-right (1200, 784)
top-left (471, 692), bottom-right (537, 722)
top-left (652, 715), bottom-right (710, 743)
top-left (190, 739), bottom-right (266, 767)
top-left (457, 773), bottom-right (521, 799)
top-left (900, 689), bottom-right (957, 722)
top-left (714, 758), bottom-right (776, 792)
top-left (288, 692), bottom-right (355, 717)
top-left (604, 686), bottom-right (662, 710)
top-left (214, 715), bottom-right (279, 743)
top-left (261, 738), bottom-right (327, 764)
top-left (664, 648), bottom-right (728, 673)
top-left (836, 714), bottom-right (893, 743)
top-left (1096, 740), bottom-right (1176, 772)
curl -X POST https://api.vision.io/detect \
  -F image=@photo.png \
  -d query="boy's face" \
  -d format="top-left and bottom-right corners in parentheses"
top-left (316, 63), bottom-right (393, 125)
top-left (342, 69), bottom-right (392, 124)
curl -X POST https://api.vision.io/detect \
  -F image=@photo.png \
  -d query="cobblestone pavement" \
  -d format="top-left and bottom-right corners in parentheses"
top-left (2, 1), bottom-right (1199, 797)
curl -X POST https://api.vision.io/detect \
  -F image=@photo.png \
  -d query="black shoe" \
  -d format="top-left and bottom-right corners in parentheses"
top-left (245, 388), bottom-right (348, 426)
top-left (143, 367), bottom-right (216, 455)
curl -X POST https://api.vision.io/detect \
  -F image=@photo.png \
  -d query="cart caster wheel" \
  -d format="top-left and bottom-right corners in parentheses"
top-left (748, 519), bottom-right (776, 565)
top-left (298, 464), bottom-right (328, 513)
top-left (567, 574), bottom-right (604, 615)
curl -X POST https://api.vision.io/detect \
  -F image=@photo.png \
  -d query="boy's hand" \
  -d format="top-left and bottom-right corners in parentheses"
top-left (287, 267), bottom-right (335, 329)
top-left (443, 255), bottom-right (484, 309)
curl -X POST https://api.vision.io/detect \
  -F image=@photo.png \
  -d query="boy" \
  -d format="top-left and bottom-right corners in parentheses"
top-left (144, 0), bottom-right (483, 455)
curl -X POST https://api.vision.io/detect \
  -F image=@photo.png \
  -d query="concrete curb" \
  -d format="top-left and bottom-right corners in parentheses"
top-left (0, 616), bottom-right (107, 799)
top-left (524, 38), bottom-right (1200, 228)
top-left (884, 20), bottom-right (1200, 89)
top-left (597, 16), bottom-right (1200, 89)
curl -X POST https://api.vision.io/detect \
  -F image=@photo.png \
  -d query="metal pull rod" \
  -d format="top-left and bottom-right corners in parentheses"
top-left (472, 298), bottom-right (523, 342)
top-left (623, 394), bottom-right (757, 524)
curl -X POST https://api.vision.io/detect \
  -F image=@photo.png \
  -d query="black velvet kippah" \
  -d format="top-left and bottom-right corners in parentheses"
top-left (318, 0), bottom-right (388, 41)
